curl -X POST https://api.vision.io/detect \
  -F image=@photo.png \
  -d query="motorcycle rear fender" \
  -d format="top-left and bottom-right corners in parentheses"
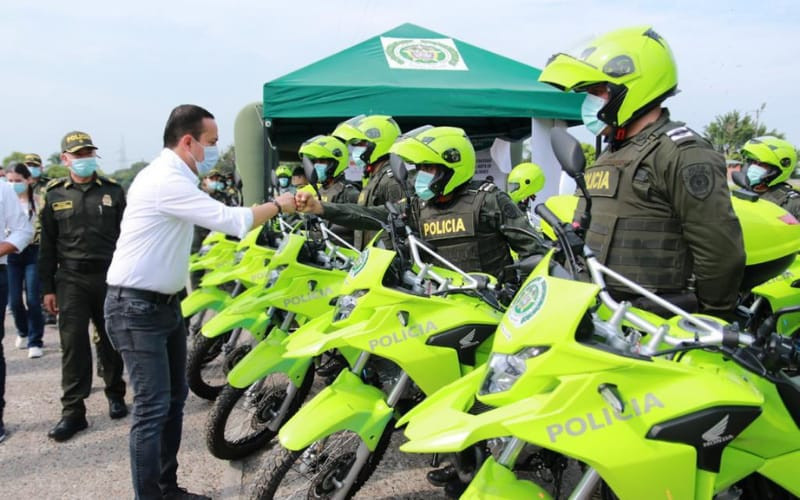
top-left (278, 370), bottom-right (393, 452)
top-left (462, 457), bottom-right (552, 500)
top-left (180, 286), bottom-right (232, 317)
top-left (226, 328), bottom-right (312, 389)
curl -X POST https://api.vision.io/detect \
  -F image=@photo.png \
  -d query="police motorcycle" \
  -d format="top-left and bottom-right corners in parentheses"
top-left (184, 222), bottom-right (283, 401)
top-left (202, 174), bottom-right (360, 460)
top-left (397, 129), bottom-right (800, 499)
top-left (184, 231), bottom-right (241, 332)
top-left (249, 158), bottom-right (513, 500)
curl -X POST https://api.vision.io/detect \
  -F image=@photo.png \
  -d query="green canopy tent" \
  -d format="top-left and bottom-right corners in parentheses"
top-left (235, 23), bottom-right (582, 204)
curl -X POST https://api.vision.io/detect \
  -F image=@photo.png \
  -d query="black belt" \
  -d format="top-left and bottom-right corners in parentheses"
top-left (0, 264), bottom-right (7, 271)
top-left (107, 285), bottom-right (179, 305)
top-left (60, 259), bottom-right (111, 273)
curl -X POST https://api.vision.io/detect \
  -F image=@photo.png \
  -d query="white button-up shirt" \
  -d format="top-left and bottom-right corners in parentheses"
top-left (0, 182), bottom-right (33, 261)
top-left (106, 148), bottom-right (253, 294)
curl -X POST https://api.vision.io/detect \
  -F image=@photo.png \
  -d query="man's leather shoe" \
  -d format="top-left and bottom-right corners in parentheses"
top-left (163, 486), bottom-right (211, 500)
top-left (47, 417), bottom-right (88, 442)
top-left (109, 399), bottom-right (128, 419)
top-left (426, 464), bottom-right (458, 487)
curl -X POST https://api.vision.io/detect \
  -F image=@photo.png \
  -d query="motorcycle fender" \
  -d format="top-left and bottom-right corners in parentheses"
top-left (180, 287), bottom-right (232, 317)
top-left (462, 457), bottom-right (552, 500)
top-left (396, 366), bottom-right (485, 428)
top-left (226, 329), bottom-right (311, 389)
top-left (278, 370), bottom-right (393, 452)
top-left (202, 308), bottom-right (266, 338)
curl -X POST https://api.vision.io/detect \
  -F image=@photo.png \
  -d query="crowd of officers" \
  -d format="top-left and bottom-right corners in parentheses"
top-left (2, 26), bottom-right (799, 498)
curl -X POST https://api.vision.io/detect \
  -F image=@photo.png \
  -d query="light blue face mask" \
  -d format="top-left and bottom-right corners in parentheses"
top-left (192, 140), bottom-right (219, 177)
top-left (314, 163), bottom-right (329, 182)
top-left (278, 177), bottom-right (290, 188)
top-left (28, 167), bottom-right (41, 178)
top-left (207, 180), bottom-right (224, 192)
top-left (350, 146), bottom-right (367, 170)
top-left (11, 182), bottom-right (27, 194)
top-left (71, 157), bottom-right (98, 177)
top-left (581, 93), bottom-right (609, 136)
top-left (746, 164), bottom-right (769, 187)
top-left (414, 170), bottom-right (436, 201)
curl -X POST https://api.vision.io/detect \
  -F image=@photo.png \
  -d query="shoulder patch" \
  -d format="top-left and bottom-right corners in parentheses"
top-left (681, 164), bottom-right (714, 200)
top-left (496, 191), bottom-right (522, 219)
top-left (665, 126), bottom-right (700, 145)
top-left (45, 178), bottom-right (67, 191)
top-left (478, 181), bottom-right (497, 192)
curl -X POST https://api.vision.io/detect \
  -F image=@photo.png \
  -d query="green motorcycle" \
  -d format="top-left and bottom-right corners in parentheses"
top-left (398, 129), bottom-right (800, 499)
top-left (250, 196), bottom-right (507, 499)
top-left (203, 217), bottom-right (359, 460)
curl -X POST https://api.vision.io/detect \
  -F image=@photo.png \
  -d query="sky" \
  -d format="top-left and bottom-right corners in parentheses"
top-left (1, 0), bottom-right (797, 171)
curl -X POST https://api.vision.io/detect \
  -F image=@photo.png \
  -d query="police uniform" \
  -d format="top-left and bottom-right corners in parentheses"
top-left (760, 183), bottom-right (800, 220)
top-left (322, 179), bottom-right (547, 280)
top-left (578, 109), bottom-right (745, 314)
top-left (353, 160), bottom-right (406, 250)
top-left (38, 174), bottom-right (127, 420)
top-left (319, 180), bottom-right (360, 245)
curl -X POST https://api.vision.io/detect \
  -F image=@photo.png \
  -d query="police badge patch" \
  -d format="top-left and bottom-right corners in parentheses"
top-left (681, 164), bottom-right (714, 200)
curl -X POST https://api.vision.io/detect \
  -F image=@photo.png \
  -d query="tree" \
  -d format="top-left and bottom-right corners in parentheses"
top-left (703, 110), bottom-right (784, 158)
top-left (47, 152), bottom-right (61, 166)
top-left (2, 151), bottom-right (26, 166)
top-left (216, 145), bottom-right (235, 174)
top-left (581, 143), bottom-right (596, 167)
top-left (110, 161), bottom-right (149, 191)
top-left (45, 165), bottom-right (69, 178)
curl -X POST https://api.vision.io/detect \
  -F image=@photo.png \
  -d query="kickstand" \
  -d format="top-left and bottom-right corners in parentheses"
top-left (430, 453), bottom-right (440, 467)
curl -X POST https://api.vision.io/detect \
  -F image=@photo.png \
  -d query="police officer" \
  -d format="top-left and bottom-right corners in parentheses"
top-left (740, 136), bottom-right (800, 219)
top-left (507, 162), bottom-right (546, 227)
top-left (332, 114), bottom-right (406, 250)
top-left (538, 26), bottom-right (745, 316)
top-left (275, 165), bottom-right (294, 195)
top-left (296, 125), bottom-right (548, 280)
top-left (39, 131), bottom-right (127, 442)
top-left (298, 134), bottom-right (360, 244)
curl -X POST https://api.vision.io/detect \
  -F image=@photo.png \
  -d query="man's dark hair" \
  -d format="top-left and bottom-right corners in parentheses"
top-left (163, 104), bottom-right (215, 148)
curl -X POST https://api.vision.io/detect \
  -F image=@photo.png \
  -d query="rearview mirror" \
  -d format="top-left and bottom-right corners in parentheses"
top-left (550, 128), bottom-right (586, 179)
top-left (301, 157), bottom-right (317, 184)
top-left (389, 153), bottom-right (409, 185)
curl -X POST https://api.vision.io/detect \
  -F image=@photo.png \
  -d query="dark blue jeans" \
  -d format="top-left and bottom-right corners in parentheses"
top-left (104, 292), bottom-right (188, 500)
top-left (8, 244), bottom-right (44, 348)
top-left (0, 268), bottom-right (8, 421)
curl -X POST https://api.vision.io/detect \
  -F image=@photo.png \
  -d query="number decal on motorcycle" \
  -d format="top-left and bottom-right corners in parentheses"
top-left (508, 277), bottom-right (547, 327)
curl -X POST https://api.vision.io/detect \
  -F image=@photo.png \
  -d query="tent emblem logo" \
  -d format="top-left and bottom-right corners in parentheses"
top-left (381, 37), bottom-right (468, 71)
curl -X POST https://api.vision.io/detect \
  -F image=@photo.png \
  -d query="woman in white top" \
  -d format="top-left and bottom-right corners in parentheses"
top-left (6, 163), bottom-right (44, 358)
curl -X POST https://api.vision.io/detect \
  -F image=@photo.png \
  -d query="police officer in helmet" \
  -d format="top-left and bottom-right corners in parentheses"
top-left (740, 136), bottom-right (800, 219)
top-left (538, 26), bottom-right (745, 316)
top-left (332, 114), bottom-right (406, 250)
top-left (296, 125), bottom-right (547, 281)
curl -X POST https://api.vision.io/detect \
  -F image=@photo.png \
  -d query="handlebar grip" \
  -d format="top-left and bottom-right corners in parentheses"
top-left (756, 316), bottom-right (777, 340)
top-left (534, 204), bottom-right (563, 232)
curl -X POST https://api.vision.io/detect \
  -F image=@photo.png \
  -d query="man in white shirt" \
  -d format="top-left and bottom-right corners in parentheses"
top-left (0, 181), bottom-right (34, 443)
top-left (104, 104), bottom-right (295, 500)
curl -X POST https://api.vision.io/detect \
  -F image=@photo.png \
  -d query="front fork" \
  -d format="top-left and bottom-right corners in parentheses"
top-left (332, 351), bottom-right (410, 500)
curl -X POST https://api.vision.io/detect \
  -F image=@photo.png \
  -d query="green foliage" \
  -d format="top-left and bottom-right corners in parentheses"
top-left (703, 109), bottom-right (785, 157)
top-left (214, 145), bottom-right (235, 175)
top-left (46, 165), bottom-right (69, 178)
top-left (2, 151), bottom-right (26, 167)
top-left (111, 161), bottom-right (148, 191)
top-left (581, 142), bottom-right (596, 167)
top-left (47, 152), bottom-right (61, 166)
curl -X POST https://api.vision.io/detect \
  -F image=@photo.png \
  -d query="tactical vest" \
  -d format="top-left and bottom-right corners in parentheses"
top-left (320, 181), bottom-right (356, 245)
top-left (354, 165), bottom-right (394, 250)
top-left (418, 181), bottom-right (511, 278)
top-left (763, 183), bottom-right (800, 210)
top-left (582, 122), bottom-right (694, 294)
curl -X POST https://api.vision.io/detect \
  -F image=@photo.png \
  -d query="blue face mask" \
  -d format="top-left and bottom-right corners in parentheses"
top-left (11, 182), bottom-right (27, 194)
top-left (278, 177), bottom-right (290, 188)
top-left (192, 140), bottom-right (219, 177)
top-left (28, 167), bottom-right (41, 178)
top-left (71, 157), bottom-right (98, 177)
top-left (581, 93), bottom-right (608, 136)
top-left (414, 170), bottom-right (436, 201)
top-left (207, 180), bottom-right (224, 192)
top-left (314, 163), bottom-right (329, 182)
top-left (350, 146), bottom-right (367, 170)
top-left (747, 164), bottom-right (769, 187)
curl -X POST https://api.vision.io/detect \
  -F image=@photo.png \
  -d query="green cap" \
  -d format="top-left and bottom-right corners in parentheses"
top-left (61, 130), bottom-right (98, 153)
top-left (23, 153), bottom-right (42, 166)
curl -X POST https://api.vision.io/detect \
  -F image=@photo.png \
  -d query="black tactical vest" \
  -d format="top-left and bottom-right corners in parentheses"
top-left (419, 181), bottom-right (511, 278)
top-left (354, 166), bottom-right (394, 249)
top-left (763, 183), bottom-right (800, 209)
top-left (320, 181), bottom-right (356, 245)
top-left (581, 122), bottom-right (694, 294)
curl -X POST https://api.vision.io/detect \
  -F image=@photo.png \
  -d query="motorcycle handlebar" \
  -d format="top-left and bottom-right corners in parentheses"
top-left (534, 204), bottom-right (563, 233)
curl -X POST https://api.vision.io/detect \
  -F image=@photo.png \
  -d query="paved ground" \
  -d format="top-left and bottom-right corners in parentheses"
top-left (0, 318), bottom-right (447, 499)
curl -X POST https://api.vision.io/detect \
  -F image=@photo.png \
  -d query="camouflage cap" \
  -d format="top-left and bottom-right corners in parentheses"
top-left (23, 153), bottom-right (42, 166)
top-left (61, 130), bottom-right (98, 153)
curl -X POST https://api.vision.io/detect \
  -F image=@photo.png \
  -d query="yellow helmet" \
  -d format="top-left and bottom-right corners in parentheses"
top-left (332, 114), bottom-right (401, 165)
top-left (507, 162), bottom-right (545, 204)
top-left (741, 136), bottom-right (798, 187)
top-left (539, 26), bottom-right (678, 129)
top-left (298, 135), bottom-right (348, 182)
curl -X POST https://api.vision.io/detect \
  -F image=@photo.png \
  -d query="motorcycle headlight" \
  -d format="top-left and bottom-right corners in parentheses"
top-left (479, 346), bottom-right (549, 395)
top-left (265, 265), bottom-right (287, 288)
top-left (333, 290), bottom-right (367, 322)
